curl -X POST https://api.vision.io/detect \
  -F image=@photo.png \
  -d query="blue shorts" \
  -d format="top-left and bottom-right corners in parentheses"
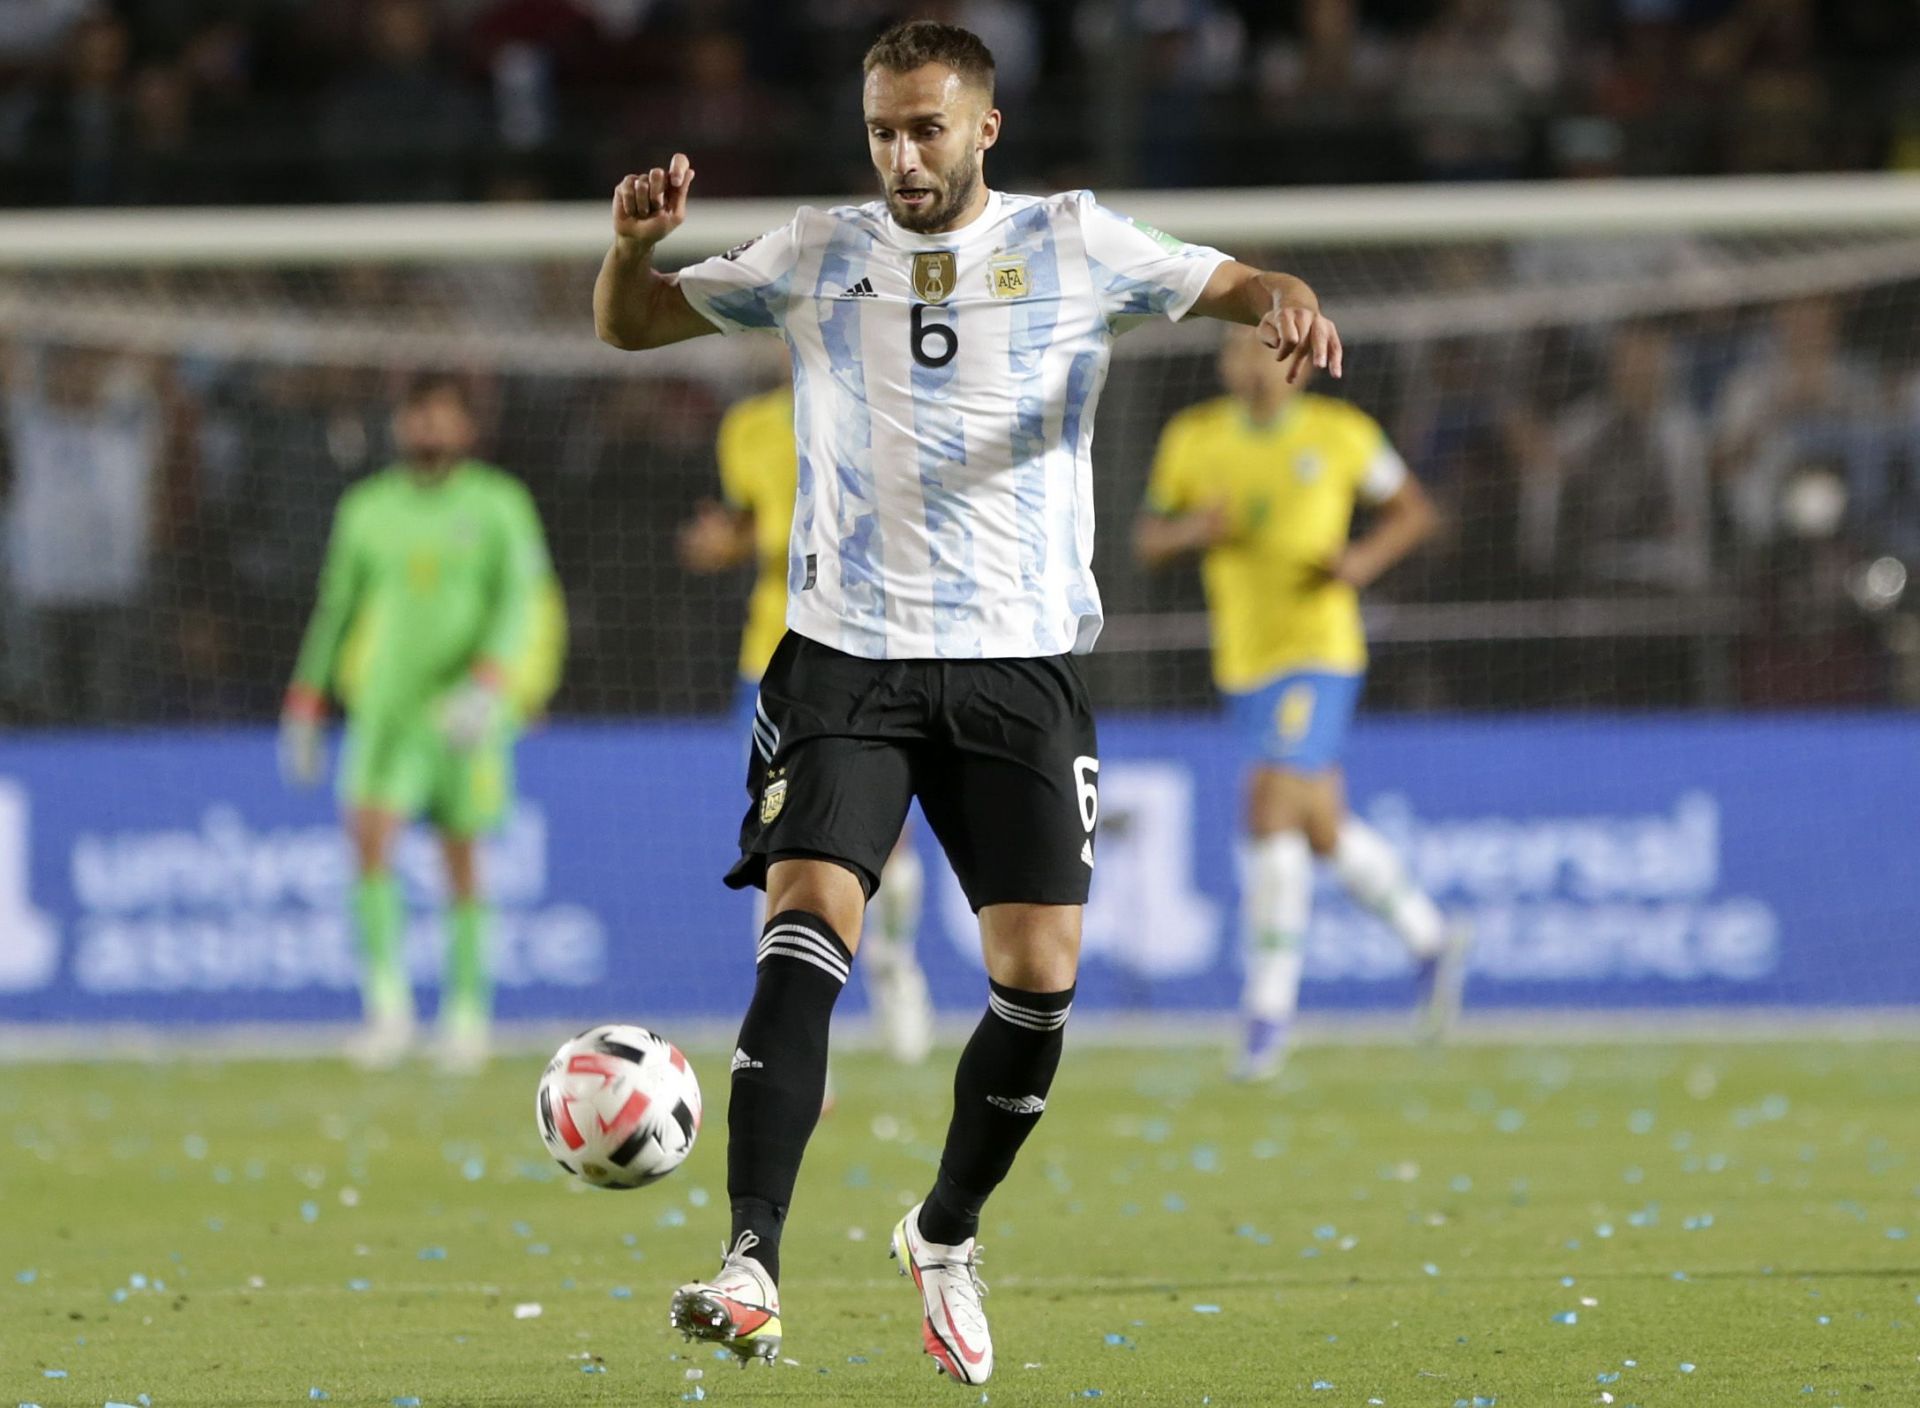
top-left (1225, 670), bottom-right (1363, 772)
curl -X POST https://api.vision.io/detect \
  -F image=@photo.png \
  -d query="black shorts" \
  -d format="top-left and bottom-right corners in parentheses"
top-left (726, 632), bottom-right (1100, 911)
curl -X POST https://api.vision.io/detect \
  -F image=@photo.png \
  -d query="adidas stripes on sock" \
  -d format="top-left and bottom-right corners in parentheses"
top-left (918, 979), bottom-right (1074, 1246)
top-left (726, 909), bottom-right (852, 1283)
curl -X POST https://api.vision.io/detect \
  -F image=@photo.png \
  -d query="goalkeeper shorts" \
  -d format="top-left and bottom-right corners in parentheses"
top-left (339, 712), bottom-right (516, 837)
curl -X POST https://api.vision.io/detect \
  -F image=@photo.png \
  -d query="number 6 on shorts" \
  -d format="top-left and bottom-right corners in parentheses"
top-left (1073, 755), bottom-right (1100, 834)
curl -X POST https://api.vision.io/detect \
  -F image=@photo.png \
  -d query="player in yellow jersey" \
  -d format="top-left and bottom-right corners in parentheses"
top-left (678, 378), bottom-right (934, 1065)
top-left (1135, 326), bottom-right (1466, 1080)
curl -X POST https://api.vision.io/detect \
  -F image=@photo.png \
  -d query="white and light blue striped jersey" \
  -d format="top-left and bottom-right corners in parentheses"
top-left (674, 189), bottom-right (1231, 660)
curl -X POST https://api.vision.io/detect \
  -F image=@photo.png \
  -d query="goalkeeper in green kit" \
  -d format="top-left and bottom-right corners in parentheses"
top-left (279, 376), bottom-right (564, 1073)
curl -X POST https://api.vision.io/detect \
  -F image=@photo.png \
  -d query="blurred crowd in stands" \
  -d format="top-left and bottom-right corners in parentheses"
top-left (4, 275), bottom-right (1917, 725)
top-left (3, 0), bottom-right (1920, 205)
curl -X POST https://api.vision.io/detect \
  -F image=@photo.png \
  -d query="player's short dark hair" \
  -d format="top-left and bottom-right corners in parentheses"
top-left (401, 373), bottom-right (470, 409)
top-left (863, 20), bottom-right (995, 99)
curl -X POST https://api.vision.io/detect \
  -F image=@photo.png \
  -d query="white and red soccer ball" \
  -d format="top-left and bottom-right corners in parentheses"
top-left (535, 1025), bottom-right (702, 1189)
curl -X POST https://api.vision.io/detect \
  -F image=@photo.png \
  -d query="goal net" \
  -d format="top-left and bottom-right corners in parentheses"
top-left (2, 175), bottom-right (1917, 1037)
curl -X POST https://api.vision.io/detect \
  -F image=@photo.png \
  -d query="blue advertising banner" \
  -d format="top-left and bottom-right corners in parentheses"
top-left (0, 715), bottom-right (1915, 1024)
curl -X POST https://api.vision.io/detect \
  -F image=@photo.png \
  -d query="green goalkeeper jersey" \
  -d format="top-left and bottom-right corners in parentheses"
top-left (292, 461), bottom-right (553, 721)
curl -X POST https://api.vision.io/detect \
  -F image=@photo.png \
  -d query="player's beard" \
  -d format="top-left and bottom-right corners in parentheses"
top-left (886, 149), bottom-right (981, 234)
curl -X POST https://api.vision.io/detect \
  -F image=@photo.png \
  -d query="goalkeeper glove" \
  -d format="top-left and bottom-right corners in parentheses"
top-left (279, 686), bottom-right (327, 788)
top-left (439, 666), bottom-right (506, 752)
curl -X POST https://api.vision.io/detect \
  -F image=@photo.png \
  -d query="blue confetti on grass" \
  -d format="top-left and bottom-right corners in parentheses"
top-left (1161, 1193), bottom-right (1186, 1213)
top-left (1079, 1392), bottom-right (1103, 1400)
top-left (392, 1399), bottom-right (421, 1406)
top-left (846, 1355), bottom-right (867, 1364)
top-left (610, 1287), bottom-right (632, 1300)
top-left (1598, 1372), bottom-right (1620, 1384)
top-left (42, 1371), bottom-right (66, 1379)
top-left (1552, 1311), bottom-right (1577, 1325)
top-left (300, 1201), bottom-right (319, 1224)
top-left (1192, 1304), bottom-right (1221, 1314)
top-left (1424, 1263), bottom-right (1440, 1276)
top-left (417, 1248), bottom-right (447, 1262)
top-left (658, 1208), bottom-right (687, 1229)
top-left (309, 1391), bottom-right (330, 1401)
top-left (1312, 1380), bottom-right (1334, 1390)
top-left (526, 1244), bottom-right (550, 1256)
top-left (581, 1364), bottom-right (605, 1374)
top-left (347, 1279), bottom-right (371, 1292)
top-left (15, 1269), bottom-right (36, 1284)
top-left (1679, 1362), bottom-right (1696, 1373)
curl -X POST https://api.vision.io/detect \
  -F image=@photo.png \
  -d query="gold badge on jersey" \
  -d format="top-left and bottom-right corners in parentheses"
top-left (911, 251), bottom-right (957, 304)
top-left (760, 770), bottom-right (788, 824)
top-left (987, 256), bottom-right (1029, 299)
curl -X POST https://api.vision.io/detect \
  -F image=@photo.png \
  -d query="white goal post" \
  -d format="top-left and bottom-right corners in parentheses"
top-left (3, 172), bottom-right (1920, 267)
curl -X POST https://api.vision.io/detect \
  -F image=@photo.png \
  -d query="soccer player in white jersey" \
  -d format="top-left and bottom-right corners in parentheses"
top-left (593, 20), bottom-right (1342, 1384)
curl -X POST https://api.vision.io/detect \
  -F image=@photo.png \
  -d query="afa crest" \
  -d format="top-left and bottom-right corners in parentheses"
top-left (911, 251), bottom-right (958, 304)
top-left (987, 256), bottom-right (1029, 299)
top-left (760, 770), bottom-right (788, 824)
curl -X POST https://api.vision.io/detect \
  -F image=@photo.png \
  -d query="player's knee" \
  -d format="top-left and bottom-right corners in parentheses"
top-left (979, 904), bottom-right (1081, 992)
top-left (1303, 809), bottom-right (1341, 858)
top-left (1245, 770), bottom-right (1308, 839)
top-left (765, 857), bottom-right (867, 950)
top-left (351, 810), bottom-right (398, 875)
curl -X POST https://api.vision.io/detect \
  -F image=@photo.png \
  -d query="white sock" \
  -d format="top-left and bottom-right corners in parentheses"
top-left (865, 844), bottom-right (924, 979)
top-left (1239, 831), bottom-right (1310, 1022)
top-left (1334, 817), bottom-right (1445, 959)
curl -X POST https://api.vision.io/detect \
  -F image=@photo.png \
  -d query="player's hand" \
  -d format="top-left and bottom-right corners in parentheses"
top-left (677, 500), bottom-right (747, 573)
top-left (1260, 300), bottom-right (1343, 384)
top-left (1308, 550), bottom-right (1369, 591)
top-left (1187, 505), bottom-right (1232, 550)
top-left (278, 688), bottom-right (326, 789)
top-left (439, 672), bottom-right (505, 752)
top-left (612, 154), bottom-right (696, 249)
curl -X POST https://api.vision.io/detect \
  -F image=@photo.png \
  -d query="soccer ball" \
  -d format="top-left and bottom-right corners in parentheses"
top-left (535, 1024), bottom-right (702, 1189)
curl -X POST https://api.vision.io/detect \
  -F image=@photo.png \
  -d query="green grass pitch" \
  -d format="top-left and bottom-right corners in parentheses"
top-left (5, 1037), bottom-right (1918, 1406)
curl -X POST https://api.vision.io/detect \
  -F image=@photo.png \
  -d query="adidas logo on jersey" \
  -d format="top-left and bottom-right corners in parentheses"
top-left (986, 1094), bottom-right (1047, 1115)
top-left (1080, 838), bottom-right (1094, 868)
top-left (731, 1047), bottom-right (763, 1074)
top-left (838, 278), bottom-right (877, 299)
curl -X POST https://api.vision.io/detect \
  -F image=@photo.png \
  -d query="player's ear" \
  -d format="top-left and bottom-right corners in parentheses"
top-left (978, 104), bottom-right (1001, 153)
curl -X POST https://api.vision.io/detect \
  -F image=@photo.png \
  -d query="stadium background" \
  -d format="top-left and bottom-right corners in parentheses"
top-left (3, 0), bottom-right (1920, 1033)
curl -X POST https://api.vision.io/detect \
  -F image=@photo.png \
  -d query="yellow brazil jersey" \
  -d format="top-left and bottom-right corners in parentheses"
top-left (717, 386), bottom-right (798, 682)
top-left (1145, 393), bottom-right (1407, 692)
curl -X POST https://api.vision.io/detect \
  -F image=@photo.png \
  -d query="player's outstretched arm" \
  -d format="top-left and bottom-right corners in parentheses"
top-left (594, 154), bottom-right (720, 352)
top-left (1192, 262), bottom-right (1343, 384)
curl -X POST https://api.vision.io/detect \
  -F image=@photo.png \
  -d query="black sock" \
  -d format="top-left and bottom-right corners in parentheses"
top-left (918, 979), bottom-right (1074, 1246)
top-left (725, 909), bottom-right (851, 1285)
